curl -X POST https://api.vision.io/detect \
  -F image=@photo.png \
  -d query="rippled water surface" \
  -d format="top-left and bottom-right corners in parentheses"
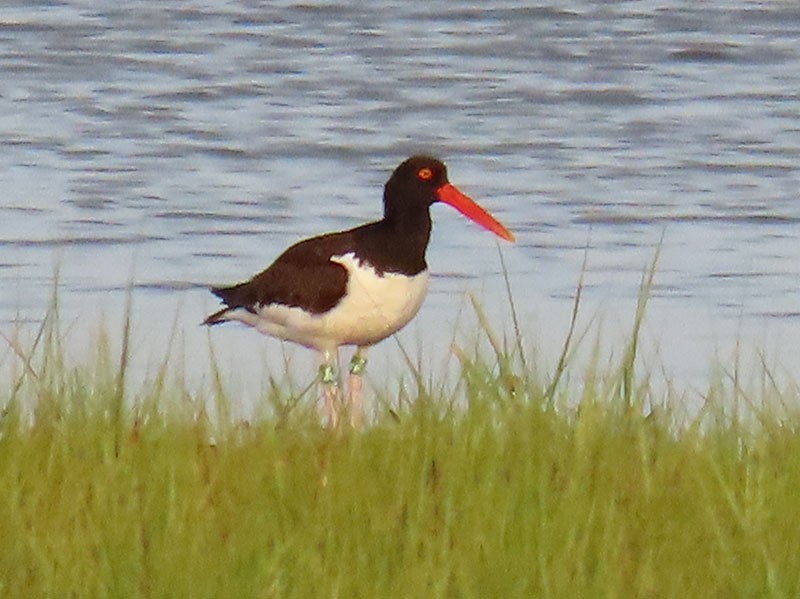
top-left (2, 1), bottom-right (800, 401)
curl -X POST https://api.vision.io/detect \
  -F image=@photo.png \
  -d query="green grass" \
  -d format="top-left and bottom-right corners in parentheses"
top-left (2, 285), bottom-right (800, 597)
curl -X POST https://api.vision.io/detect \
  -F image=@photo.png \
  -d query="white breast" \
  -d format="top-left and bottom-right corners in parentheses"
top-left (234, 253), bottom-right (430, 351)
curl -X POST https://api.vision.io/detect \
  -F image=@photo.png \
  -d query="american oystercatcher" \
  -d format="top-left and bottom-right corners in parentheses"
top-left (204, 156), bottom-right (514, 426)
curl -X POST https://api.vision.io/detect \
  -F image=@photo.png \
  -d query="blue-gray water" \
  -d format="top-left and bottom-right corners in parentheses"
top-left (2, 1), bottom-right (800, 407)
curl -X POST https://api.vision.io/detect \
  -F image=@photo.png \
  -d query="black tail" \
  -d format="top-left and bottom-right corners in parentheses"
top-left (203, 282), bottom-right (253, 326)
top-left (203, 306), bottom-right (232, 326)
top-left (212, 281), bottom-right (257, 305)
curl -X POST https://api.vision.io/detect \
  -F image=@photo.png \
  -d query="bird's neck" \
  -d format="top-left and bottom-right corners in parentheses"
top-left (382, 206), bottom-right (432, 248)
top-left (382, 184), bottom-right (433, 237)
top-left (358, 207), bottom-right (430, 275)
top-left (378, 183), bottom-right (433, 269)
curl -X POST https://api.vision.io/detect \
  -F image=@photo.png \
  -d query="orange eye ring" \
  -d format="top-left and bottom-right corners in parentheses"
top-left (417, 167), bottom-right (434, 181)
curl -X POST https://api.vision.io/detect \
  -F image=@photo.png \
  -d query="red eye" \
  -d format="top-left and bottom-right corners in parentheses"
top-left (417, 167), bottom-right (434, 181)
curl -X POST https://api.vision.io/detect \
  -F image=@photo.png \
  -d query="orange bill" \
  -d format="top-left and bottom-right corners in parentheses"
top-left (436, 183), bottom-right (515, 242)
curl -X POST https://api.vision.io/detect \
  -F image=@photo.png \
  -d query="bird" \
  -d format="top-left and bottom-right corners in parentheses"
top-left (204, 156), bottom-right (514, 427)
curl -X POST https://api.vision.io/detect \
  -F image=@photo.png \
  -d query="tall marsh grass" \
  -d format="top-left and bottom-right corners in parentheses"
top-left (2, 274), bottom-right (800, 597)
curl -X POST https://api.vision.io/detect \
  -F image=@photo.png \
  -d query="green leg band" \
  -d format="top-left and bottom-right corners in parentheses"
top-left (349, 353), bottom-right (367, 375)
top-left (319, 363), bottom-right (338, 385)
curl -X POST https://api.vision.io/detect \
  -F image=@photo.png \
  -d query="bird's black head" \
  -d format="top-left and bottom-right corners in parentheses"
top-left (382, 155), bottom-right (516, 242)
top-left (383, 156), bottom-right (448, 217)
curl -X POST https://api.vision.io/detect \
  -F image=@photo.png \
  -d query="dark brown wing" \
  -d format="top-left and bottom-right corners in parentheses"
top-left (204, 231), bottom-right (354, 324)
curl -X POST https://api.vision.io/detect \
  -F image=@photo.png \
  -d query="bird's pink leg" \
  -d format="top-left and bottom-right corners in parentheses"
top-left (318, 350), bottom-right (341, 428)
top-left (347, 348), bottom-right (367, 428)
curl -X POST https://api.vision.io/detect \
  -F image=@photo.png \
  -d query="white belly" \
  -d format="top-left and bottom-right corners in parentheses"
top-left (240, 253), bottom-right (429, 351)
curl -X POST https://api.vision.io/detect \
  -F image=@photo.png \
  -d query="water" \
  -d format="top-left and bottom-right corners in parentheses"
top-left (2, 1), bottom-right (800, 408)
